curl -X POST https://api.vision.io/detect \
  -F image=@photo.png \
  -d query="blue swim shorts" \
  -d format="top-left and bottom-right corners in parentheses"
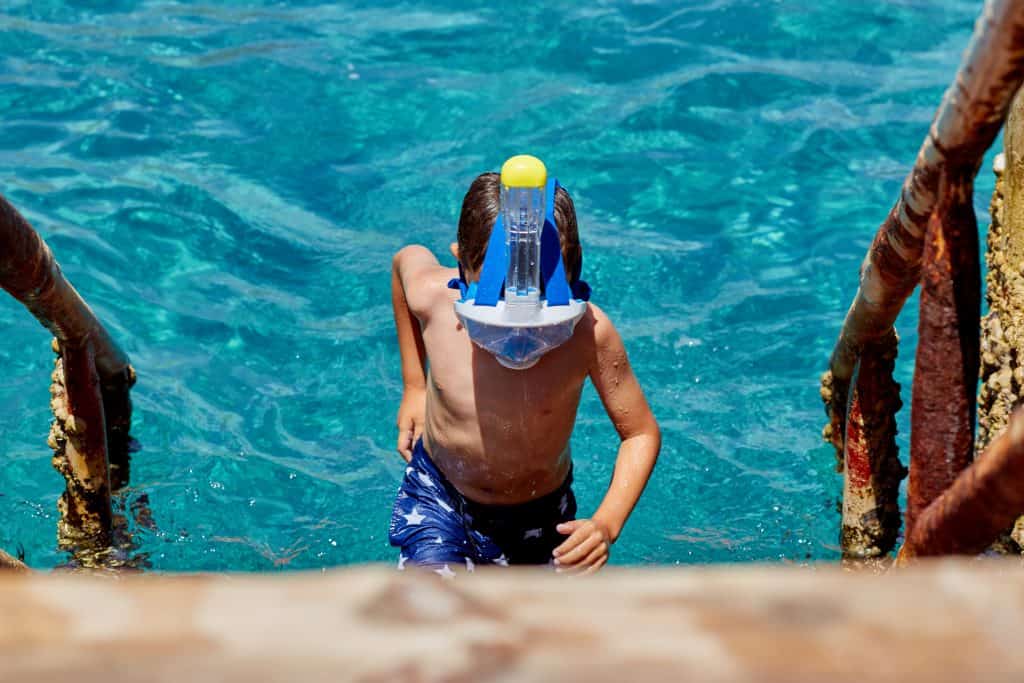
top-left (388, 439), bottom-right (577, 576)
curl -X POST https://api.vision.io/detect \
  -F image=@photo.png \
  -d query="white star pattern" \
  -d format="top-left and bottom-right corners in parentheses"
top-left (523, 528), bottom-right (543, 540)
top-left (465, 557), bottom-right (475, 573)
top-left (494, 554), bottom-right (509, 567)
top-left (436, 497), bottom-right (454, 513)
top-left (397, 554), bottom-right (407, 571)
top-left (417, 472), bottom-right (436, 488)
top-left (435, 564), bottom-right (456, 580)
top-left (403, 507), bottom-right (425, 526)
top-left (434, 536), bottom-right (445, 544)
top-left (405, 467), bottom-right (414, 477)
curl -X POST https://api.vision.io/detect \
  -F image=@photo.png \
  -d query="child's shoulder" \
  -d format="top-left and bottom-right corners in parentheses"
top-left (574, 301), bottom-right (631, 372)
top-left (579, 301), bottom-right (619, 342)
top-left (393, 245), bottom-right (457, 317)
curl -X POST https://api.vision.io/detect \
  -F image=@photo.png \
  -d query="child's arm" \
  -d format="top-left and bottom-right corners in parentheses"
top-left (391, 246), bottom-right (439, 461)
top-left (554, 305), bottom-right (661, 574)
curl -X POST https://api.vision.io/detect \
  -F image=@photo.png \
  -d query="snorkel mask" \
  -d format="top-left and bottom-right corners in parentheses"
top-left (450, 155), bottom-right (590, 370)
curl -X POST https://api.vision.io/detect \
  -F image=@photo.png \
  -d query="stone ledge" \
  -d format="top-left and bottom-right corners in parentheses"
top-left (2, 559), bottom-right (1022, 681)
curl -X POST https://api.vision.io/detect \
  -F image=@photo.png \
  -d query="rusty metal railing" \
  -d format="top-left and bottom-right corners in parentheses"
top-left (823, 0), bottom-right (1024, 561)
top-left (0, 191), bottom-right (135, 563)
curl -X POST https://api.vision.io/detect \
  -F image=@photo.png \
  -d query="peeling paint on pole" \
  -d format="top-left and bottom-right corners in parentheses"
top-left (840, 333), bottom-right (906, 560)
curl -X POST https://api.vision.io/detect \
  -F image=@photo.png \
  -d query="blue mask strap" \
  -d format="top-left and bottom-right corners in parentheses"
top-left (541, 178), bottom-right (572, 306)
top-left (570, 278), bottom-right (591, 301)
top-left (568, 250), bottom-right (590, 301)
top-left (472, 213), bottom-right (507, 306)
top-left (447, 262), bottom-right (473, 301)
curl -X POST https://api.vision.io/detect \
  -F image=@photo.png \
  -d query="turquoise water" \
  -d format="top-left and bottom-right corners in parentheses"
top-left (0, 1), bottom-right (996, 570)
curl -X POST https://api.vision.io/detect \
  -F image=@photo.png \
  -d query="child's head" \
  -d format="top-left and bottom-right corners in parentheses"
top-left (456, 172), bottom-right (581, 282)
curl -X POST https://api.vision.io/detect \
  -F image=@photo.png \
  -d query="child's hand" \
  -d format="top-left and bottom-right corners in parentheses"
top-left (395, 387), bottom-right (426, 462)
top-left (552, 518), bottom-right (611, 575)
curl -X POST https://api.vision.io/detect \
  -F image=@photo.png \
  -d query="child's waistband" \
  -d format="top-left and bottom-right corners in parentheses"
top-left (411, 438), bottom-right (573, 519)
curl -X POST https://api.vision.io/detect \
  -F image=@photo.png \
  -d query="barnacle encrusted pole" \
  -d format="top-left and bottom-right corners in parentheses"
top-left (977, 150), bottom-right (1013, 457)
top-left (0, 192), bottom-right (135, 549)
top-left (833, 332), bottom-right (905, 560)
top-left (822, 0), bottom-right (1024, 556)
top-left (976, 90), bottom-right (1024, 550)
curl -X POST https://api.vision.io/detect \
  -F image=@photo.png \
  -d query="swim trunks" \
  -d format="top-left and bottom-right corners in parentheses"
top-left (389, 439), bottom-right (576, 577)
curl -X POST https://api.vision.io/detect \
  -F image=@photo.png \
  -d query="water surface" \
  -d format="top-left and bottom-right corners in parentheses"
top-left (0, 0), bottom-right (995, 569)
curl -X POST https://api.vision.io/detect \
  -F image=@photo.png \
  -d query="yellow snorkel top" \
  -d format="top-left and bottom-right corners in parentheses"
top-left (500, 154), bottom-right (547, 189)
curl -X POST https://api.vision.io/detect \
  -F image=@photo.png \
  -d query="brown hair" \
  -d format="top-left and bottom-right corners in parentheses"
top-left (457, 172), bottom-right (581, 282)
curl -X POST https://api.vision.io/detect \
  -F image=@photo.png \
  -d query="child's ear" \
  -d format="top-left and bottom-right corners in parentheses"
top-left (449, 242), bottom-right (460, 263)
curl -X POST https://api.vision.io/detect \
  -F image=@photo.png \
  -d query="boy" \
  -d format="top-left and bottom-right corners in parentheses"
top-left (389, 170), bottom-right (660, 576)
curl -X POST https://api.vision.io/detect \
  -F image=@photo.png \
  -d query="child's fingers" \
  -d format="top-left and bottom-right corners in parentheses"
top-left (554, 533), bottom-right (602, 567)
top-left (396, 428), bottom-right (413, 461)
top-left (578, 555), bottom-right (608, 576)
top-left (560, 546), bottom-right (610, 576)
top-left (576, 544), bottom-right (609, 571)
top-left (396, 414), bottom-right (411, 449)
top-left (559, 539), bottom-right (608, 573)
top-left (555, 520), bottom-right (581, 536)
top-left (552, 525), bottom-right (588, 557)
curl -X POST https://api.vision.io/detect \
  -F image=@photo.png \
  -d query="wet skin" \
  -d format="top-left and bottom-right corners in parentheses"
top-left (392, 244), bottom-right (660, 571)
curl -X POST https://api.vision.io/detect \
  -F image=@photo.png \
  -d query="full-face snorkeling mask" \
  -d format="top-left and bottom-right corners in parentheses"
top-left (450, 155), bottom-right (591, 370)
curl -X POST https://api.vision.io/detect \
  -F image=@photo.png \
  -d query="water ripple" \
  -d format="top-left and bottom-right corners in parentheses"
top-left (0, 0), bottom-right (990, 569)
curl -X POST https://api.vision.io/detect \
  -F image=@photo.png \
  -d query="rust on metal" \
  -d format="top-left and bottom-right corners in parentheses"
top-left (839, 331), bottom-right (906, 560)
top-left (901, 408), bottom-right (1024, 559)
top-left (826, 0), bottom-right (1024, 450)
top-left (49, 340), bottom-right (112, 546)
top-left (906, 174), bottom-right (981, 537)
top-left (1, 191), bottom-right (136, 555)
top-left (0, 194), bottom-right (130, 382)
top-left (100, 357), bottom-right (137, 491)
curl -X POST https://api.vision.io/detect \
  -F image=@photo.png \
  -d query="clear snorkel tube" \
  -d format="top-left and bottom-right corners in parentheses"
top-left (501, 155), bottom-right (546, 322)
